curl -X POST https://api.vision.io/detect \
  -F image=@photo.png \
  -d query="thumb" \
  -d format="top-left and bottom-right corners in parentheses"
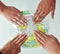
top-left (51, 0), bottom-right (56, 19)
top-left (51, 9), bottom-right (55, 19)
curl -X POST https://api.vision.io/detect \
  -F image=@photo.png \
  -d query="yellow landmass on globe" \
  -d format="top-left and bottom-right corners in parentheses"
top-left (23, 33), bottom-right (40, 48)
top-left (18, 23), bottom-right (46, 48)
top-left (18, 26), bottom-right (27, 29)
top-left (36, 24), bottom-right (46, 33)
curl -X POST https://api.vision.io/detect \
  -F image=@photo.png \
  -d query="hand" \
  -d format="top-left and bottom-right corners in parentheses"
top-left (0, 33), bottom-right (27, 54)
top-left (34, 30), bottom-right (60, 54)
top-left (33, 0), bottom-right (56, 24)
top-left (0, 1), bottom-right (27, 26)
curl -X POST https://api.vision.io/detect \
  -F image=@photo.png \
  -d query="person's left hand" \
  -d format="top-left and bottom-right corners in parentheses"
top-left (33, 0), bottom-right (56, 24)
top-left (0, 33), bottom-right (27, 54)
top-left (34, 30), bottom-right (60, 54)
top-left (2, 6), bottom-right (27, 26)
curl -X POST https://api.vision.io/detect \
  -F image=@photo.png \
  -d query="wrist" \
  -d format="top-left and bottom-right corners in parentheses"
top-left (0, 51), bottom-right (2, 54)
top-left (51, 45), bottom-right (60, 54)
top-left (0, 48), bottom-right (6, 54)
top-left (0, 1), bottom-right (6, 13)
top-left (55, 48), bottom-right (60, 54)
top-left (55, 44), bottom-right (60, 54)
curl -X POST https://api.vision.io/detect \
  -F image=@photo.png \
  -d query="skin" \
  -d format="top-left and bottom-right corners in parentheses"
top-left (34, 30), bottom-right (60, 54)
top-left (0, 1), bottom-right (27, 26)
top-left (0, 0), bottom-right (59, 54)
top-left (0, 33), bottom-right (28, 54)
top-left (33, 0), bottom-right (56, 24)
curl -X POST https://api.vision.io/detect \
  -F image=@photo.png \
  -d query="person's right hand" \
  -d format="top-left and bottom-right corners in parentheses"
top-left (0, 1), bottom-right (27, 26)
top-left (33, 0), bottom-right (56, 24)
top-left (0, 33), bottom-right (27, 54)
top-left (34, 30), bottom-right (60, 54)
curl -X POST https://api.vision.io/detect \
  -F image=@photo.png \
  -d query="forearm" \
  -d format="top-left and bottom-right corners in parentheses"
top-left (0, 49), bottom-right (3, 54)
top-left (0, 49), bottom-right (6, 54)
top-left (55, 49), bottom-right (60, 54)
top-left (54, 45), bottom-right (60, 54)
top-left (51, 46), bottom-right (60, 54)
top-left (0, 1), bottom-right (6, 13)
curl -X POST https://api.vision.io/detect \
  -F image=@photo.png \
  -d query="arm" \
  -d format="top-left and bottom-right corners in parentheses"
top-left (34, 30), bottom-right (60, 54)
top-left (0, 33), bottom-right (27, 54)
top-left (33, 0), bottom-right (56, 24)
top-left (0, 1), bottom-right (6, 13)
top-left (0, 1), bottom-right (27, 26)
top-left (0, 51), bottom-right (2, 54)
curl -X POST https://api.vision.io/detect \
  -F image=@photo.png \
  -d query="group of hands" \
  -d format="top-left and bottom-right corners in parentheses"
top-left (0, 0), bottom-right (60, 54)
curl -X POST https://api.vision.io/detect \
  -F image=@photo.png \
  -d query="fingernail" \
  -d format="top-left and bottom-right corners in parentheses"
top-left (18, 34), bottom-right (21, 36)
top-left (26, 36), bottom-right (28, 39)
top-left (34, 30), bottom-right (36, 33)
top-left (34, 30), bottom-right (38, 32)
top-left (24, 23), bottom-right (27, 26)
top-left (22, 33), bottom-right (26, 35)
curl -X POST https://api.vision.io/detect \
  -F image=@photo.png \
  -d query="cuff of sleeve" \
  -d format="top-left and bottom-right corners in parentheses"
top-left (0, 51), bottom-right (2, 54)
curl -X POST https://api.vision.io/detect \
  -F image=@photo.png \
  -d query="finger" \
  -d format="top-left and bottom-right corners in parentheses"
top-left (17, 48), bottom-right (21, 53)
top-left (17, 13), bottom-right (27, 23)
top-left (18, 36), bottom-right (28, 47)
top-left (34, 8), bottom-right (43, 23)
top-left (15, 16), bottom-right (26, 26)
top-left (34, 0), bottom-right (43, 18)
top-left (34, 31), bottom-right (45, 47)
top-left (14, 33), bottom-right (26, 43)
top-left (20, 17), bottom-right (27, 25)
top-left (10, 17), bottom-right (23, 26)
top-left (11, 33), bottom-right (27, 47)
top-left (11, 34), bottom-right (21, 43)
top-left (12, 33), bottom-right (26, 44)
top-left (37, 9), bottom-right (46, 22)
top-left (51, 8), bottom-right (55, 19)
top-left (36, 30), bottom-right (47, 39)
top-left (16, 14), bottom-right (27, 25)
top-left (34, 30), bottom-right (46, 42)
top-left (51, 0), bottom-right (56, 19)
top-left (10, 34), bottom-right (20, 43)
top-left (34, 6), bottom-right (42, 19)
top-left (34, 8), bottom-right (45, 23)
top-left (34, 3), bottom-right (43, 23)
top-left (34, 15), bottom-right (43, 24)
top-left (33, 17), bottom-right (39, 24)
top-left (34, 0), bottom-right (45, 23)
top-left (36, 36), bottom-right (45, 47)
top-left (16, 34), bottom-right (27, 44)
top-left (17, 21), bottom-right (24, 26)
top-left (16, 33), bottom-right (27, 45)
top-left (37, 10), bottom-right (50, 22)
top-left (13, 17), bottom-right (26, 26)
top-left (35, 16), bottom-right (45, 23)
top-left (36, 3), bottom-right (52, 23)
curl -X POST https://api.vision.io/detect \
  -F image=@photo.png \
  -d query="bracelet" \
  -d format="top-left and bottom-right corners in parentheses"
top-left (0, 51), bottom-right (2, 54)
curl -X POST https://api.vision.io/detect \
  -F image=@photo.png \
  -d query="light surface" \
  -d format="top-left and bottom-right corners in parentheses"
top-left (0, 0), bottom-right (60, 54)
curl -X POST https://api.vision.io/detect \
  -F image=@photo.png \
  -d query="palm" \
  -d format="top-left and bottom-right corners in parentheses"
top-left (34, 0), bottom-right (56, 23)
top-left (2, 6), bottom-right (27, 26)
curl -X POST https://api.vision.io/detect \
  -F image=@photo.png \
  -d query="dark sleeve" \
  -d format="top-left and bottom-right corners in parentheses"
top-left (0, 51), bottom-right (2, 54)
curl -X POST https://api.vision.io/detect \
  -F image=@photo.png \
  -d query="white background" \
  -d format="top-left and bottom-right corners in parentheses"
top-left (0, 0), bottom-right (60, 54)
